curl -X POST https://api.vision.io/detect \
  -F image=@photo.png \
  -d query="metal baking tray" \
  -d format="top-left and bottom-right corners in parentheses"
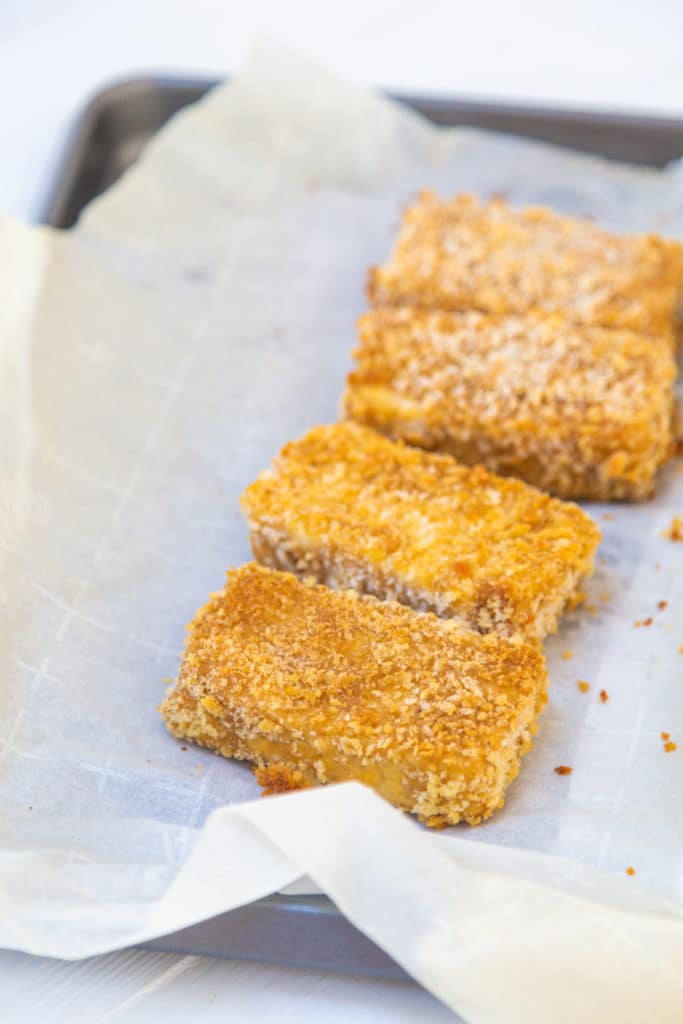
top-left (39, 76), bottom-right (683, 978)
top-left (42, 76), bottom-right (683, 228)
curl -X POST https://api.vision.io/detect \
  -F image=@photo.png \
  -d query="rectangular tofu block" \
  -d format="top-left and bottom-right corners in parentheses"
top-left (241, 422), bottom-right (600, 639)
top-left (368, 191), bottom-right (683, 338)
top-left (344, 307), bottom-right (677, 500)
top-left (160, 563), bottom-right (548, 826)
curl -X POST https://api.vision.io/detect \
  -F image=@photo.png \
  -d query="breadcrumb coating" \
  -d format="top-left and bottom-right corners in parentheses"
top-left (368, 191), bottom-right (683, 338)
top-left (241, 422), bottom-right (600, 639)
top-left (344, 307), bottom-right (677, 500)
top-left (160, 563), bottom-right (548, 826)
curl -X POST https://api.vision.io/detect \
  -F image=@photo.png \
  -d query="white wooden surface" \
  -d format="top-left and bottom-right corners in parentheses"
top-left (1, 949), bottom-right (454, 1022)
top-left (2, 2), bottom-right (683, 1020)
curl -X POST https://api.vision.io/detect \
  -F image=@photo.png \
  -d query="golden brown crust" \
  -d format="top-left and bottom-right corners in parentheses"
top-left (343, 307), bottom-right (677, 500)
top-left (160, 563), bottom-right (548, 826)
top-left (254, 763), bottom-right (308, 795)
top-left (241, 422), bottom-right (600, 639)
top-left (368, 191), bottom-right (683, 337)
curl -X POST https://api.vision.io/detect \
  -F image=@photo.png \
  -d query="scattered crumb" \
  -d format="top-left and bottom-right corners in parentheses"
top-left (27, 805), bottom-right (32, 811)
top-left (577, 680), bottom-right (590, 693)
top-left (599, 689), bottom-right (609, 703)
top-left (657, 600), bottom-right (668, 611)
top-left (255, 763), bottom-right (307, 795)
top-left (634, 617), bottom-right (653, 628)
top-left (601, 513), bottom-right (614, 521)
top-left (626, 866), bottom-right (636, 877)
top-left (654, 563), bottom-right (661, 571)
top-left (661, 732), bottom-right (670, 741)
top-left (664, 741), bottom-right (677, 753)
top-left (584, 603), bottom-right (598, 615)
top-left (679, 645), bottom-right (683, 655)
top-left (561, 650), bottom-right (574, 661)
top-left (554, 765), bottom-right (573, 776)
top-left (599, 591), bottom-right (610, 603)
top-left (664, 515), bottom-right (683, 541)
top-left (180, 746), bottom-right (187, 751)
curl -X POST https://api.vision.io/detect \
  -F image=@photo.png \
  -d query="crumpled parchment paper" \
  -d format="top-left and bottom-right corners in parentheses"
top-left (1, 41), bottom-right (682, 1023)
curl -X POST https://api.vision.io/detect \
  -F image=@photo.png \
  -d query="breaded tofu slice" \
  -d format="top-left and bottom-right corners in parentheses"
top-left (241, 422), bottom-right (600, 639)
top-left (368, 191), bottom-right (683, 338)
top-left (344, 307), bottom-right (677, 501)
top-left (160, 563), bottom-right (548, 826)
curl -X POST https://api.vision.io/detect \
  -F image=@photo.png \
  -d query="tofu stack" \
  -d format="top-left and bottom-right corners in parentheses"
top-left (350, 192), bottom-right (682, 501)
top-left (161, 192), bottom-right (683, 827)
top-left (163, 419), bottom-right (599, 825)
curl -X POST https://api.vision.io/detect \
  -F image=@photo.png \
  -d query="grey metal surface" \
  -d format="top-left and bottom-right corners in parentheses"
top-left (142, 893), bottom-right (409, 979)
top-left (37, 76), bottom-right (683, 976)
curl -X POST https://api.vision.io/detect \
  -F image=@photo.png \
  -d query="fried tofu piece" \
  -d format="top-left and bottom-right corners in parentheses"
top-left (368, 191), bottom-right (683, 338)
top-left (241, 422), bottom-right (600, 639)
top-left (344, 307), bottom-right (677, 501)
top-left (160, 563), bottom-right (548, 826)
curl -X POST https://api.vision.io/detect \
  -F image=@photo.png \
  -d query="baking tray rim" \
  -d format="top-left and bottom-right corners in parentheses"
top-left (41, 71), bottom-right (683, 228)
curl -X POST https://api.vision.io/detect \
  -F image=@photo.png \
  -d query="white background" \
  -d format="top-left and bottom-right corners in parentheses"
top-left (2, 2), bottom-right (682, 1021)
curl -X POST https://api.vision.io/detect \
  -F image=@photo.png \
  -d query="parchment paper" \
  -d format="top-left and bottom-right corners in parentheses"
top-left (1, 41), bottom-right (682, 1021)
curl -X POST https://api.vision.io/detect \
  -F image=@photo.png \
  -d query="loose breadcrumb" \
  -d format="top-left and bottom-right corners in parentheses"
top-left (665, 516), bottom-right (683, 541)
top-left (345, 307), bottom-right (676, 501)
top-left (562, 650), bottom-right (574, 661)
top-left (242, 422), bottom-right (600, 640)
top-left (658, 600), bottom-right (668, 610)
top-left (256, 764), bottom-right (307, 795)
top-left (664, 741), bottom-right (678, 753)
top-left (599, 689), bottom-right (609, 703)
top-left (635, 617), bottom-right (654, 628)
top-left (626, 866), bottom-right (636, 876)
top-left (567, 591), bottom-right (586, 610)
top-left (577, 680), bottom-right (590, 694)
top-left (679, 645), bottom-right (683, 654)
top-left (160, 563), bottom-right (548, 827)
top-left (661, 732), bottom-right (670, 741)
top-left (368, 191), bottom-right (683, 337)
top-left (554, 765), bottom-right (573, 776)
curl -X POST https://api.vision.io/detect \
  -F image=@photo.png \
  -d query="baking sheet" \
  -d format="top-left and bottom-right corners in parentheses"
top-left (1, 41), bottom-right (683, 1021)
